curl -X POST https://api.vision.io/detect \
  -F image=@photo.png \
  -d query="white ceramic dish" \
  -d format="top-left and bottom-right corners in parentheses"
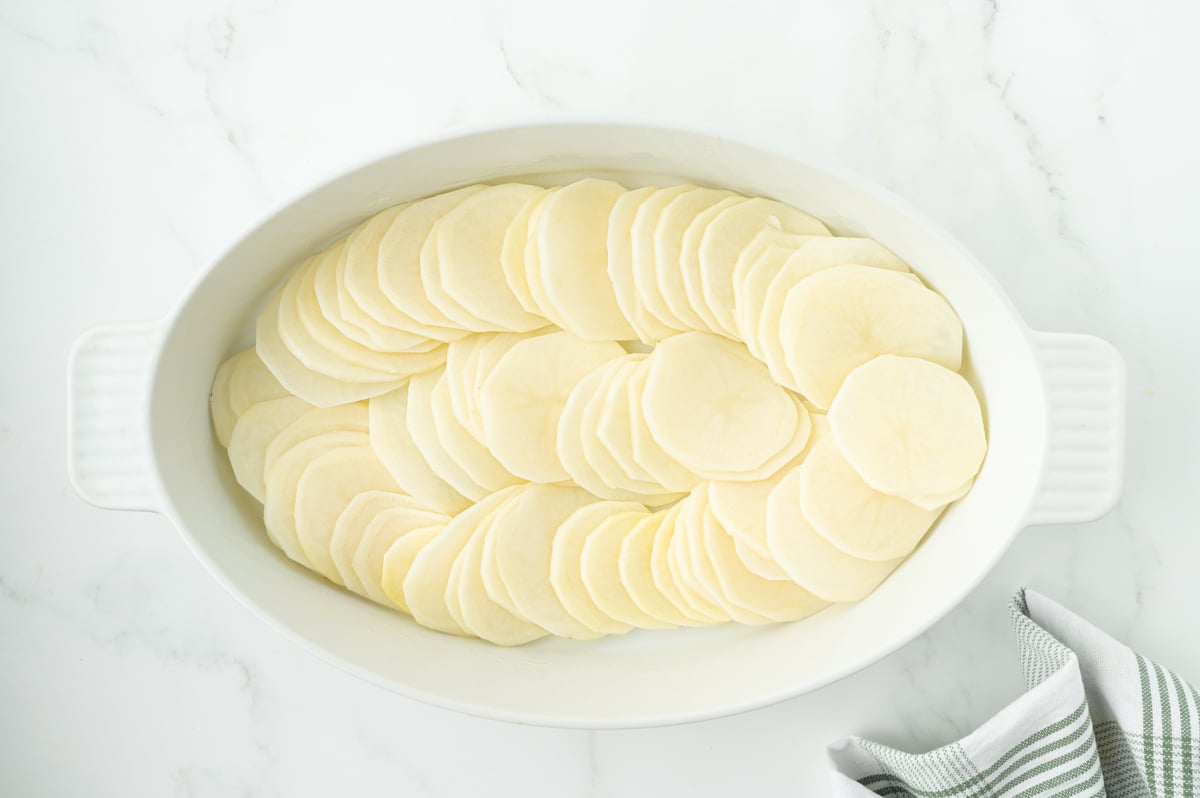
top-left (67, 121), bottom-right (1125, 729)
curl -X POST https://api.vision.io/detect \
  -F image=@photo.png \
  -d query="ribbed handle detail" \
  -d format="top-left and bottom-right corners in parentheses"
top-left (67, 322), bottom-right (163, 513)
top-left (1026, 331), bottom-right (1125, 526)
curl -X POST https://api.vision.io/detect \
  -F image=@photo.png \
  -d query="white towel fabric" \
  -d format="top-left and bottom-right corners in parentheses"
top-left (829, 588), bottom-right (1199, 797)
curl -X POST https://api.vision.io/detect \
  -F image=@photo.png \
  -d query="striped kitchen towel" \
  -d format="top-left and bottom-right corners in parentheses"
top-left (829, 588), bottom-right (1199, 797)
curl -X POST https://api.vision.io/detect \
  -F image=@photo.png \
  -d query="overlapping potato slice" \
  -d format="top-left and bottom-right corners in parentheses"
top-left (329, 491), bottom-right (445, 597)
top-left (228, 349), bottom-right (291, 415)
top-left (648, 502), bottom-right (716, 624)
top-left (829, 354), bottom-right (986, 499)
top-left (405, 370), bottom-right (489, 501)
top-left (210, 350), bottom-right (247, 447)
top-left (607, 186), bottom-right (676, 343)
top-left (500, 189), bottom-right (556, 315)
top-left (654, 187), bottom-right (740, 331)
top-left (228, 396), bottom-right (313, 502)
top-left (668, 493), bottom-right (735, 622)
top-left (614, 512), bottom-right (687, 627)
top-left (380, 525), bottom-right (443, 614)
top-left (264, 402), bottom-right (369, 476)
top-left (550, 500), bottom-right (643, 635)
top-left (629, 184), bottom-right (695, 336)
top-left (429, 373), bottom-right (521, 493)
top-left (624, 361), bottom-right (702, 493)
top-left (580, 509), bottom-right (670, 629)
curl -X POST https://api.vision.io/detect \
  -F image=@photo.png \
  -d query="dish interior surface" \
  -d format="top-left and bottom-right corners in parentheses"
top-left (148, 125), bottom-right (1046, 726)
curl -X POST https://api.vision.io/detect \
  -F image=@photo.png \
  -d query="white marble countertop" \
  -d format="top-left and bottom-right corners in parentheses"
top-left (3, 1), bottom-right (1198, 794)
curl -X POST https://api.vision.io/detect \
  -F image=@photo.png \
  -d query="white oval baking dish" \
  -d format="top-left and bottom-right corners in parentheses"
top-left (66, 121), bottom-right (1125, 729)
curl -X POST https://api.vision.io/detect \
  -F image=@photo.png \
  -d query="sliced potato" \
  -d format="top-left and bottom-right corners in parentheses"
top-left (677, 195), bottom-right (744, 334)
top-left (262, 431), bottom-right (368, 566)
top-left (654, 187), bottom-right (740, 331)
top-left (550, 501), bottom-right (642, 635)
top-left (906, 477), bottom-right (975, 512)
top-left (228, 349), bottom-right (291, 416)
top-left (779, 266), bottom-right (962, 408)
top-left (488, 484), bottom-right (603, 639)
top-left (256, 292), bottom-right (406, 407)
top-left (765, 465), bottom-right (902, 601)
top-left (697, 197), bottom-right (831, 337)
top-left (643, 333), bottom-right (806, 477)
top-left (829, 354), bottom-right (986, 498)
top-left (500, 189), bottom-right (556, 315)
top-left (617, 512), bottom-right (689, 627)
top-left (535, 178), bottom-right (636, 340)
top-left (380, 525), bottom-right (442, 614)
top-left (799, 436), bottom-right (942, 561)
top-left (625, 361), bottom-right (702, 493)
top-left (422, 184), bottom-right (548, 332)
top-left (668, 495), bottom-right (734, 622)
top-left (730, 231), bottom-right (811, 357)
top-left (228, 396), bottom-right (313, 502)
top-left (405, 370), bottom-right (489, 501)
top-left (332, 491), bottom-right (442, 596)
top-left (479, 331), bottom-right (625, 483)
top-left (454, 508), bottom-right (548, 646)
top-left (628, 184), bottom-right (694, 335)
top-left (330, 490), bottom-right (415, 593)
top-left (452, 331), bottom-right (530, 444)
top-left (210, 350), bottom-right (247, 447)
top-left (648, 503), bottom-right (717, 624)
top-left (429, 374), bottom-right (521, 493)
top-left (264, 402), bottom-right (369, 477)
top-left (368, 387), bottom-right (471, 515)
top-left (581, 510), bottom-right (672, 628)
top-left (443, 333), bottom-right (489, 441)
top-left (607, 186), bottom-right (676, 343)
top-left (377, 185), bottom-right (488, 334)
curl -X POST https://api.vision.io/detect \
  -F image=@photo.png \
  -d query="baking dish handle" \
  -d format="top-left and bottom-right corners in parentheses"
top-left (67, 321), bottom-right (164, 514)
top-left (1026, 331), bottom-right (1126, 526)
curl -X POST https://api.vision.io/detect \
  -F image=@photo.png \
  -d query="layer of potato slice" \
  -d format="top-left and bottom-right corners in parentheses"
top-left (683, 489), bottom-right (774, 624)
top-left (500, 189), bottom-right (556, 315)
top-left (668, 494), bottom-right (735, 622)
top-left (780, 266), bottom-right (962, 408)
top-left (210, 350), bottom-right (246, 447)
top-left (329, 490), bottom-right (443, 596)
top-left (228, 350), bottom-right (291, 416)
top-left (404, 370), bottom-right (489, 501)
top-left (625, 361), bottom-right (702, 493)
top-left (429, 373), bottom-right (521, 493)
top-left (629, 184), bottom-right (694, 335)
top-left (479, 331), bottom-right (625, 483)
top-left (550, 500), bottom-right (642, 635)
top-left (380, 525), bottom-right (443, 614)
top-left (765, 465), bottom-right (903, 602)
top-left (830, 355), bottom-right (986, 499)
top-left (487, 484), bottom-right (603, 639)
top-left (607, 186), bottom-right (675, 343)
top-left (264, 402), bottom-right (369, 477)
top-left (535, 178), bottom-right (636, 340)
top-left (228, 396), bottom-right (313, 502)
top-left (730, 231), bottom-right (811, 358)
top-left (654, 187), bottom-right (740, 331)
top-left (677, 195), bottom-right (744, 334)
top-left (423, 184), bottom-right (548, 332)
top-left (616, 512), bottom-right (689, 627)
top-left (447, 331), bottom-right (530, 444)
top-left (648, 503), bottom-right (715, 625)
top-left (580, 509), bottom-right (671, 629)
top-left (368, 387), bottom-right (471, 515)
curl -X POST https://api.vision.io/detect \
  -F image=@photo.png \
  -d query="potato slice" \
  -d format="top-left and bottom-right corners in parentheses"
top-left (500, 189), bottom-right (556, 315)
top-left (607, 186), bottom-right (676, 343)
top-left (405, 370), bottom-right (488, 501)
top-left (377, 185), bottom-right (488, 333)
top-left (429, 374), bottom-right (521, 493)
top-left (453, 508), bottom-right (548, 646)
top-left (488, 484), bottom-right (603, 639)
top-left (830, 355), bottom-right (986, 498)
top-left (550, 501), bottom-right (642, 635)
top-left (422, 184), bottom-right (548, 332)
top-left (702, 509), bottom-right (829, 623)
top-left (535, 178), bottom-right (637, 340)
top-left (443, 333), bottom-right (488, 440)
top-left (648, 503), bottom-right (717, 624)
top-left (697, 197), bottom-right (831, 338)
top-left (730, 231), bottom-right (811, 356)
top-left (228, 350), bottom-right (291, 416)
top-left (256, 292), bottom-right (406, 407)
top-left (643, 333), bottom-right (806, 477)
top-left (731, 536), bottom-right (788, 582)
top-left (765, 465), bottom-right (902, 601)
top-left (625, 361), bottom-right (702, 492)
top-left (330, 491), bottom-right (442, 596)
top-left (380, 525), bottom-right (442, 614)
top-left (263, 431), bottom-right (368, 566)
top-left (677, 195), bottom-right (744, 334)
top-left (264, 402), bottom-right (369, 477)
top-left (368, 387), bottom-right (471, 516)
top-left (479, 331), bottom-right (625, 483)
top-left (780, 266), bottom-right (962, 408)
top-left (228, 396), bottom-right (313, 502)
top-left (404, 486), bottom-right (522, 635)
top-left (294, 445), bottom-right (402, 584)
top-left (907, 477), bottom-right (975, 512)
top-left (210, 350), bottom-right (247, 447)
top-left (628, 184), bottom-right (694, 335)
top-left (799, 436), bottom-right (942, 561)
top-left (654, 187), bottom-right (740, 331)
top-left (668, 495), bottom-right (734, 622)
top-left (617, 513), bottom-right (688, 627)
top-left (445, 331), bottom-right (529, 444)
top-left (581, 510), bottom-right (672, 629)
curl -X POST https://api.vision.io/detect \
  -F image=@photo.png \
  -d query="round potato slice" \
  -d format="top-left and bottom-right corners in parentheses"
top-left (454, 509), bottom-right (548, 647)
top-left (729, 231), bottom-right (812, 356)
top-left (404, 486), bottom-right (522, 636)
top-left (228, 350), bottom-right (291, 416)
top-left (677, 195), bottom-right (744, 334)
top-left (780, 266), bottom-right (962, 409)
top-left (488, 484), bottom-right (603, 639)
top-left (228, 396), bottom-right (313, 502)
top-left (443, 333), bottom-right (488, 440)
top-left (405, 370), bottom-right (489, 501)
top-left (649, 503), bottom-right (717, 624)
top-left (643, 333), bottom-right (804, 477)
top-left (429, 374), bottom-right (521, 493)
top-left (628, 184), bottom-right (694, 335)
top-left (702, 510), bottom-right (829, 623)
top-left (654, 187), bottom-right (740, 331)
top-left (551, 501), bottom-right (642, 635)
top-left (765, 465), bottom-right (903, 602)
top-left (479, 331), bottom-right (625, 483)
top-left (264, 402), bottom-right (369, 477)
top-left (262, 431), bottom-right (368, 566)
top-left (500, 189), bottom-right (556, 315)
top-left (352, 509), bottom-right (445, 607)
top-left (668, 495), bottom-right (735, 622)
top-left (256, 292), bottom-right (406, 407)
top-left (210, 350), bottom-right (247, 447)
top-left (607, 186), bottom-right (676, 343)
top-left (368, 387), bottom-right (471, 515)
top-left (448, 331), bottom-right (530, 444)
top-left (799, 436), bottom-right (942, 561)
top-left (581, 510), bottom-right (672, 629)
top-left (829, 354), bottom-right (986, 499)
top-left (617, 512), bottom-right (689, 627)
top-left (294, 445), bottom-right (402, 584)
top-left (697, 196), bottom-right (831, 338)
top-left (380, 525), bottom-right (443, 614)
top-left (535, 178), bottom-right (636, 340)
top-left (422, 184), bottom-right (548, 332)
top-left (625, 362), bottom-right (702, 492)
top-left (377, 185), bottom-right (489, 334)
top-left (332, 492), bottom-right (442, 596)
